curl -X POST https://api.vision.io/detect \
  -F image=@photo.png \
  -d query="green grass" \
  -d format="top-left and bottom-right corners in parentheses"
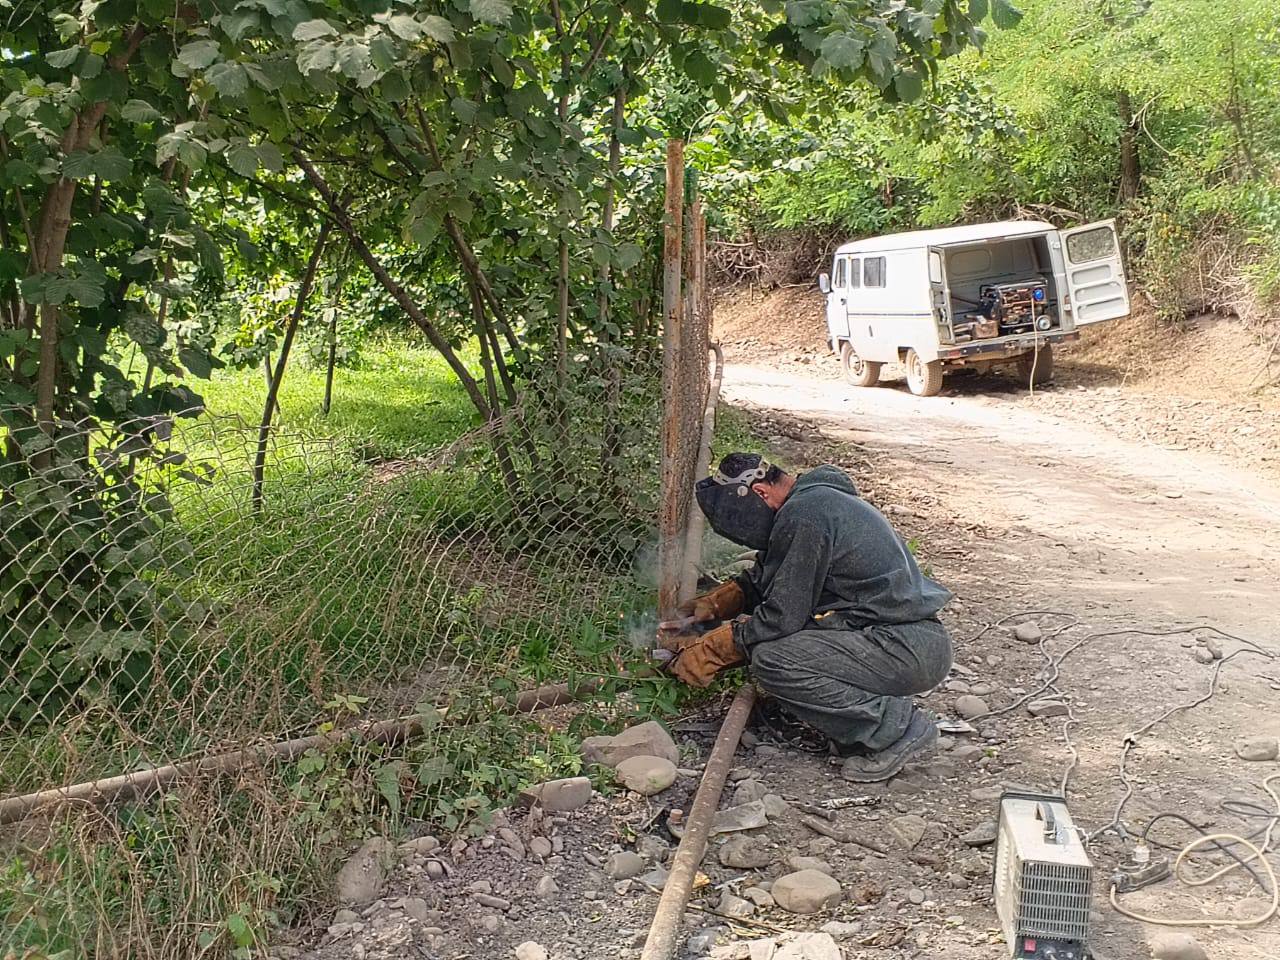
top-left (197, 334), bottom-right (481, 461)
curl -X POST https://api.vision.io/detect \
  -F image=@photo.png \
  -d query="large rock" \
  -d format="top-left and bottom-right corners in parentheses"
top-left (954, 695), bottom-right (989, 720)
top-left (615, 755), bottom-right (678, 795)
top-left (717, 892), bottom-right (756, 919)
top-left (581, 720), bottom-right (678, 769)
top-left (1149, 933), bottom-right (1208, 960)
top-left (335, 837), bottom-right (395, 905)
top-left (719, 835), bottom-right (773, 869)
top-left (784, 855), bottom-right (833, 876)
top-left (519, 777), bottom-right (593, 812)
top-left (1235, 736), bottom-right (1279, 762)
top-left (514, 943), bottom-right (549, 960)
top-left (771, 870), bottom-right (842, 914)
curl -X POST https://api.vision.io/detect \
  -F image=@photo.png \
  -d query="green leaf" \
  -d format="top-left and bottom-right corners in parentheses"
top-left (422, 15), bottom-right (457, 42)
top-left (656, 0), bottom-right (683, 22)
top-left (178, 345), bottom-right (218, 379)
top-left (990, 0), bottom-right (1022, 29)
top-left (820, 33), bottom-right (865, 71)
top-left (681, 49), bottom-right (716, 86)
top-left (225, 913), bottom-right (253, 948)
top-left (46, 47), bottom-right (80, 69)
top-left (616, 243), bottom-right (644, 271)
top-left (387, 14), bottom-right (423, 39)
top-left (969, 0), bottom-right (988, 21)
top-left (177, 40), bottom-right (220, 70)
top-left (894, 70), bottom-right (924, 102)
top-left (451, 97), bottom-right (479, 123)
top-left (256, 142), bottom-right (284, 173)
top-left (122, 99), bottom-right (162, 123)
top-left (296, 42), bottom-right (337, 74)
top-left (690, 3), bottom-right (731, 29)
top-left (293, 19), bottom-right (337, 40)
top-left (205, 62), bottom-right (249, 98)
top-left (225, 141), bottom-right (259, 177)
top-left (470, 0), bottom-right (513, 25)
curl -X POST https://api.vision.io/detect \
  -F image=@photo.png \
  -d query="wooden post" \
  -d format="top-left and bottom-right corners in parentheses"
top-left (658, 140), bottom-right (685, 618)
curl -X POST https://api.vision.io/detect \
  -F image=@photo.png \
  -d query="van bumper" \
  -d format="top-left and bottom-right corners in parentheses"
top-left (937, 331), bottom-right (1078, 363)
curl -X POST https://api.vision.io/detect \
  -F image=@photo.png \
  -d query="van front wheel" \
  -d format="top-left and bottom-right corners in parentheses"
top-left (905, 349), bottom-right (944, 397)
top-left (841, 343), bottom-right (882, 387)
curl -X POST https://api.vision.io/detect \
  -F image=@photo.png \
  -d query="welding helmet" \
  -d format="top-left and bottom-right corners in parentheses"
top-left (695, 457), bottom-right (776, 551)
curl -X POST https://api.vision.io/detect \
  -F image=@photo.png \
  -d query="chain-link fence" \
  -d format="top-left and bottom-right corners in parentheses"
top-left (0, 342), bottom-right (731, 956)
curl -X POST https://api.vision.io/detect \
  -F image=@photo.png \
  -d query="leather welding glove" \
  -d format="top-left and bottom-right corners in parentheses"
top-left (669, 622), bottom-right (746, 688)
top-left (677, 580), bottom-right (745, 623)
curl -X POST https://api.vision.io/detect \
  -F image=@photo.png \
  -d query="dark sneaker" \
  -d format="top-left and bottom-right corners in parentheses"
top-left (837, 710), bottom-right (939, 783)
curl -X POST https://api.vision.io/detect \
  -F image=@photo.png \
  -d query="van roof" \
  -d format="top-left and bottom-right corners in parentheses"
top-left (835, 220), bottom-right (1055, 254)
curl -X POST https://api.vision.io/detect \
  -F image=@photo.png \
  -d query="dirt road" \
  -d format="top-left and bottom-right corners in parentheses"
top-left (723, 359), bottom-right (1280, 960)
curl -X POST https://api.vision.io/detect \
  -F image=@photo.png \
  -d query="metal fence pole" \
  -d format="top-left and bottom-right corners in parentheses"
top-left (659, 139), bottom-right (686, 618)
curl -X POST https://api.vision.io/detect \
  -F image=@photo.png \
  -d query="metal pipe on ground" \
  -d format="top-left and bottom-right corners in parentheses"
top-left (0, 678), bottom-right (604, 826)
top-left (640, 683), bottom-right (758, 960)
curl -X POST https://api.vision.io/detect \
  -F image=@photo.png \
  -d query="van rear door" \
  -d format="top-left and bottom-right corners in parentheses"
top-left (825, 255), bottom-right (852, 342)
top-left (1060, 219), bottom-right (1130, 325)
top-left (927, 246), bottom-right (950, 341)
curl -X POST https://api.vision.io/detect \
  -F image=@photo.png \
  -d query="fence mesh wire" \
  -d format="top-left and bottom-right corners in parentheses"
top-left (0, 345), bottom-right (723, 956)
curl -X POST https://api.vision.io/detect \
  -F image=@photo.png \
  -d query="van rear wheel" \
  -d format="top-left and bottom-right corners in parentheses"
top-left (905, 349), bottom-right (944, 397)
top-left (841, 343), bottom-right (882, 387)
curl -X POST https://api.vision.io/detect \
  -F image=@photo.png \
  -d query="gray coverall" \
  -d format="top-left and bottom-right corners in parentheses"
top-left (729, 466), bottom-right (953, 752)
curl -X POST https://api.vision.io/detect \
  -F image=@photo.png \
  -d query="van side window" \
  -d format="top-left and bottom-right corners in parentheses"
top-left (864, 256), bottom-right (886, 288)
top-left (833, 258), bottom-right (847, 289)
top-left (849, 259), bottom-right (861, 289)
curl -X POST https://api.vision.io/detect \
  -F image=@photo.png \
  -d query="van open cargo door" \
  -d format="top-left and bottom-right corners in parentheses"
top-left (1061, 219), bottom-right (1130, 325)
top-left (927, 246), bottom-right (951, 339)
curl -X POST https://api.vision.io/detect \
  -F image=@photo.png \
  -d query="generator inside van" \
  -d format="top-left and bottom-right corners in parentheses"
top-left (819, 220), bottom-right (1130, 396)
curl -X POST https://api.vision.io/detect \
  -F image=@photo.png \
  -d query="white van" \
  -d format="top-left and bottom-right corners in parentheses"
top-left (818, 219), bottom-right (1130, 396)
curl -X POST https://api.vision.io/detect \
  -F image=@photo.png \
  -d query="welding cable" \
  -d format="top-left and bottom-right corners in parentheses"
top-left (1109, 774), bottom-right (1280, 928)
top-left (1141, 812), bottom-right (1266, 887)
top-left (1086, 644), bottom-right (1275, 844)
top-left (1105, 778), bottom-right (1274, 926)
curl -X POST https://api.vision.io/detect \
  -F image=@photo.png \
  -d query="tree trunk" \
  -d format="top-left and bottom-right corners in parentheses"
top-left (295, 151), bottom-right (491, 422)
top-left (1116, 89), bottom-right (1141, 203)
top-left (252, 222), bottom-right (330, 512)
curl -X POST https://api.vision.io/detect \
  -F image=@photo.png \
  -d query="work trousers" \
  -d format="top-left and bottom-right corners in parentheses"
top-left (746, 617), bottom-right (953, 752)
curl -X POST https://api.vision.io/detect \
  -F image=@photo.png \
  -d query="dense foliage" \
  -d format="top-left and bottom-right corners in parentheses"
top-left (707, 0), bottom-right (1280, 324)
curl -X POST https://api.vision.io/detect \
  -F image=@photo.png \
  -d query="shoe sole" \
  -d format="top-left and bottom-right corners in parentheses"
top-left (839, 719), bottom-right (939, 783)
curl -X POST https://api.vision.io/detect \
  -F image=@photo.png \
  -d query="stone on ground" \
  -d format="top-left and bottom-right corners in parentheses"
top-left (819, 920), bottom-right (862, 940)
top-left (616, 755), bottom-right (678, 795)
top-left (1027, 699), bottom-right (1070, 718)
top-left (962, 821), bottom-right (998, 847)
top-left (719, 835), bottom-right (772, 869)
top-left (1235, 736), bottom-right (1279, 761)
top-left (721, 932), bottom-right (842, 960)
top-left (771, 869), bottom-right (842, 914)
top-left (335, 837), bottom-right (395, 905)
top-left (581, 720), bottom-right (679, 768)
top-left (744, 886), bottom-right (775, 908)
top-left (639, 865), bottom-right (670, 890)
top-left (397, 835), bottom-right (440, 856)
top-left (515, 942), bottom-right (549, 960)
top-left (1014, 621), bottom-right (1043, 643)
top-left (1149, 932), bottom-right (1208, 960)
top-left (519, 776), bottom-right (593, 812)
top-left (717, 891), bottom-right (756, 919)
top-left (396, 897), bottom-right (431, 924)
top-left (605, 851), bottom-right (647, 879)
top-left (1193, 647), bottom-right (1215, 664)
top-left (954, 695), bottom-right (989, 720)
top-left (528, 836), bottom-right (553, 859)
top-left (733, 779), bottom-right (768, 805)
top-left (784, 855), bottom-right (833, 876)
top-left (888, 814), bottom-right (928, 849)
top-left (534, 875), bottom-right (559, 898)
top-left (712, 800), bottom-right (769, 834)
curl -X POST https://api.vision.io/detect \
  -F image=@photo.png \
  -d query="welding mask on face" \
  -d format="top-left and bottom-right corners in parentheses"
top-left (695, 458), bottom-right (776, 551)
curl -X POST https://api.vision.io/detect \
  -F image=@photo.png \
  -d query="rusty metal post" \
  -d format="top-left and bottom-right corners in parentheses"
top-left (658, 140), bottom-right (686, 619)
